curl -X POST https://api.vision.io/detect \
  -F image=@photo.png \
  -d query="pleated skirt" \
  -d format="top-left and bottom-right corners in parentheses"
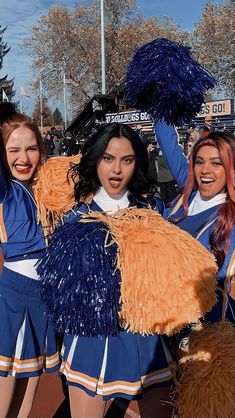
top-left (61, 330), bottom-right (174, 400)
top-left (0, 267), bottom-right (60, 378)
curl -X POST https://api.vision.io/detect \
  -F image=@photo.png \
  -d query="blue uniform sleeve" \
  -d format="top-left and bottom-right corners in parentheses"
top-left (150, 195), bottom-right (165, 215)
top-left (0, 160), bottom-right (9, 202)
top-left (63, 202), bottom-right (90, 224)
top-left (205, 229), bottom-right (235, 323)
top-left (63, 208), bottom-right (79, 224)
top-left (155, 122), bottom-right (188, 189)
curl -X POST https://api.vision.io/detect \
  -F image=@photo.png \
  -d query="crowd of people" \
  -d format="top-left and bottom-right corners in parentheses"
top-left (0, 40), bottom-right (234, 418)
top-left (42, 128), bottom-right (83, 159)
top-left (43, 114), bottom-right (217, 205)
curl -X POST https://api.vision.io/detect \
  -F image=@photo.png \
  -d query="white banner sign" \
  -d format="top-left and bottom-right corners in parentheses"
top-left (106, 111), bottom-right (151, 124)
top-left (196, 99), bottom-right (233, 117)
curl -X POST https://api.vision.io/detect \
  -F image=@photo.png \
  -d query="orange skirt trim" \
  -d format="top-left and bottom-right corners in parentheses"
top-left (0, 352), bottom-right (60, 374)
top-left (61, 360), bottom-right (174, 395)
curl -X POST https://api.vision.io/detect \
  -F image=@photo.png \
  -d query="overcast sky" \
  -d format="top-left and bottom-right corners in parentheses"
top-left (1, 0), bottom-right (221, 115)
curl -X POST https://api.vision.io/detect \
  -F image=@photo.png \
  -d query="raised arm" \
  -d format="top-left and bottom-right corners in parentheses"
top-left (155, 122), bottom-right (188, 189)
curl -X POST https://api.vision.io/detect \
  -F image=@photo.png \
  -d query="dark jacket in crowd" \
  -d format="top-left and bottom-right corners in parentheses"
top-left (44, 135), bottom-right (55, 157)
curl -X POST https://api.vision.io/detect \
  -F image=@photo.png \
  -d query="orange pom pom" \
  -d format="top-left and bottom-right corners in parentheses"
top-left (175, 321), bottom-right (235, 418)
top-left (81, 208), bottom-right (218, 335)
top-left (33, 155), bottom-right (80, 234)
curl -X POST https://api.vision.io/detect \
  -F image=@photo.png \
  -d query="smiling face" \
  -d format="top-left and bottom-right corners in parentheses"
top-left (5, 126), bottom-right (41, 183)
top-left (194, 145), bottom-right (226, 199)
top-left (97, 136), bottom-right (136, 197)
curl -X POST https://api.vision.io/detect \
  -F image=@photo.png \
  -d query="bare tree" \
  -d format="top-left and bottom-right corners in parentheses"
top-left (24, 1), bottom-right (189, 112)
top-left (192, 0), bottom-right (235, 96)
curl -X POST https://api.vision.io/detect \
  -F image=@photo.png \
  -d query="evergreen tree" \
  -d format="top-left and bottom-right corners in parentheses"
top-left (53, 107), bottom-right (63, 125)
top-left (0, 25), bottom-right (14, 102)
top-left (32, 98), bottom-right (54, 127)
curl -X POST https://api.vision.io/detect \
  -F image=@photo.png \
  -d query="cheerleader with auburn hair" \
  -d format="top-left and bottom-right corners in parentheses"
top-left (0, 102), bottom-right (80, 418)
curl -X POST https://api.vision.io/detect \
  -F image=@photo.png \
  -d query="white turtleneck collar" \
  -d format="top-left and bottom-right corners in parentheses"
top-left (93, 187), bottom-right (130, 213)
top-left (188, 191), bottom-right (227, 215)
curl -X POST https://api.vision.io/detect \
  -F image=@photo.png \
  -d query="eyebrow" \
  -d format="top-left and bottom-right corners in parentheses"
top-left (196, 156), bottom-right (221, 160)
top-left (6, 145), bottom-right (38, 150)
top-left (103, 152), bottom-right (135, 158)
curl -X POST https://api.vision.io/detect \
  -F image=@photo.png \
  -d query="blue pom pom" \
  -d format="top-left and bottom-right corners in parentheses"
top-left (37, 219), bottom-right (121, 337)
top-left (124, 38), bottom-right (217, 125)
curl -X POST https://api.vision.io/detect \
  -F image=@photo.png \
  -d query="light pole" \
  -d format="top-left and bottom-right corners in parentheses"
top-left (100, 0), bottom-right (106, 94)
top-left (39, 79), bottom-right (43, 130)
top-left (63, 72), bottom-right (67, 130)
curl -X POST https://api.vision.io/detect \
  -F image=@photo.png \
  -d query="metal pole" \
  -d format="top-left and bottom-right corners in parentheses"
top-left (39, 80), bottom-right (43, 130)
top-left (100, 0), bottom-right (106, 94)
top-left (63, 72), bottom-right (67, 130)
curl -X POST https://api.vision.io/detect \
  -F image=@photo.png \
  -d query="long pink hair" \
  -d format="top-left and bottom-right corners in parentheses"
top-left (179, 131), bottom-right (235, 269)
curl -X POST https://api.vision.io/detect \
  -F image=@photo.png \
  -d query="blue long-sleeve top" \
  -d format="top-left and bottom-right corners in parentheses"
top-left (0, 161), bottom-right (45, 261)
top-left (155, 122), bottom-right (235, 322)
top-left (155, 122), bottom-right (188, 188)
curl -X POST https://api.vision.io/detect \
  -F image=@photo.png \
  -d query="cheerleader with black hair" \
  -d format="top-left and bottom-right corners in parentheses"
top-left (37, 122), bottom-right (217, 418)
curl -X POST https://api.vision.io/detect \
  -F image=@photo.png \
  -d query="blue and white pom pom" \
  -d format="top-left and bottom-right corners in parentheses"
top-left (37, 218), bottom-right (121, 337)
top-left (124, 38), bottom-right (217, 125)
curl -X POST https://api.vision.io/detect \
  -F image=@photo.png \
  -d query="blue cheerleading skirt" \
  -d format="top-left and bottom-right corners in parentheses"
top-left (0, 267), bottom-right (60, 378)
top-left (61, 330), bottom-right (174, 400)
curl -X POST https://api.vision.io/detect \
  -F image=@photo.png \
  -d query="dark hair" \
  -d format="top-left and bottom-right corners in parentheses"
top-left (70, 123), bottom-right (157, 205)
top-left (180, 130), bottom-right (235, 268)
